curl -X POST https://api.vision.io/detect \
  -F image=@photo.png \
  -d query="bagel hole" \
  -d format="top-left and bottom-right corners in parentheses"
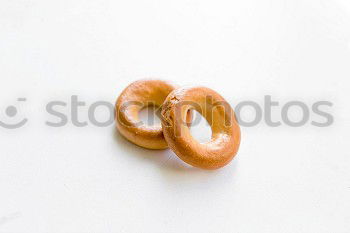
top-left (189, 110), bottom-right (212, 143)
top-left (138, 105), bottom-right (162, 127)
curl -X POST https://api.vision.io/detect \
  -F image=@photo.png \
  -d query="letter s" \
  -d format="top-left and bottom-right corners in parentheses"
top-left (46, 101), bottom-right (68, 127)
top-left (312, 101), bottom-right (334, 127)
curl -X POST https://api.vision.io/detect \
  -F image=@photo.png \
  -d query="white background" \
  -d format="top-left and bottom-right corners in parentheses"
top-left (1, 0), bottom-right (350, 232)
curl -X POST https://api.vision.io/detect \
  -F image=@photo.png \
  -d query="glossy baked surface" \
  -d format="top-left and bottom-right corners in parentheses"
top-left (161, 86), bottom-right (241, 169)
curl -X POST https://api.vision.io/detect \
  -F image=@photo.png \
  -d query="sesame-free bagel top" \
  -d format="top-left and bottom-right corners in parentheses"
top-left (161, 86), bottom-right (241, 169)
top-left (115, 79), bottom-right (177, 149)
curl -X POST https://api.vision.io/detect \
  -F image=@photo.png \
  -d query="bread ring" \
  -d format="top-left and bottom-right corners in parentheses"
top-left (161, 86), bottom-right (241, 169)
top-left (115, 79), bottom-right (188, 149)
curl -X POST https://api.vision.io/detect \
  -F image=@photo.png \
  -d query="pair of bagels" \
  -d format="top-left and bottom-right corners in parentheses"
top-left (115, 79), bottom-right (241, 170)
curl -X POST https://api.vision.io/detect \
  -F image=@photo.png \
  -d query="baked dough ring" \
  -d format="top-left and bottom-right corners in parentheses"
top-left (115, 79), bottom-right (182, 149)
top-left (161, 86), bottom-right (241, 169)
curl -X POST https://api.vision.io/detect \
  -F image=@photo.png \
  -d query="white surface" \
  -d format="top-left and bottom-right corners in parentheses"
top-left (1, 0), bottom-right (350, 232)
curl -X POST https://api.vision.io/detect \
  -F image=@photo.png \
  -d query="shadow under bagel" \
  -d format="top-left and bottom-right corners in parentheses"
top-left (113, 129), bottom-right (206, 172)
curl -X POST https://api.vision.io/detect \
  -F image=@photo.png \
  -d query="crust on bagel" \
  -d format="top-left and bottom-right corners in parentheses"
top-left (161, 86), bottom-right (241, 169)
top-left (115, 79), bottom-right (178, 149)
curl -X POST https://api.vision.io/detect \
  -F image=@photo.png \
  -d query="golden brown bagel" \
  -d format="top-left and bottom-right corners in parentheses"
top-left (115, 79), bottom-right (180, 149)
top-left (161, 86), bottom-right (241, 169)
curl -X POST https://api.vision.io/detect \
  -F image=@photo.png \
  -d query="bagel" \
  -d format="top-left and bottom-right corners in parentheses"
top-left (115, 79), bottom-right (186, 149)
top-left (161, 86), bottom-right (241, 169)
